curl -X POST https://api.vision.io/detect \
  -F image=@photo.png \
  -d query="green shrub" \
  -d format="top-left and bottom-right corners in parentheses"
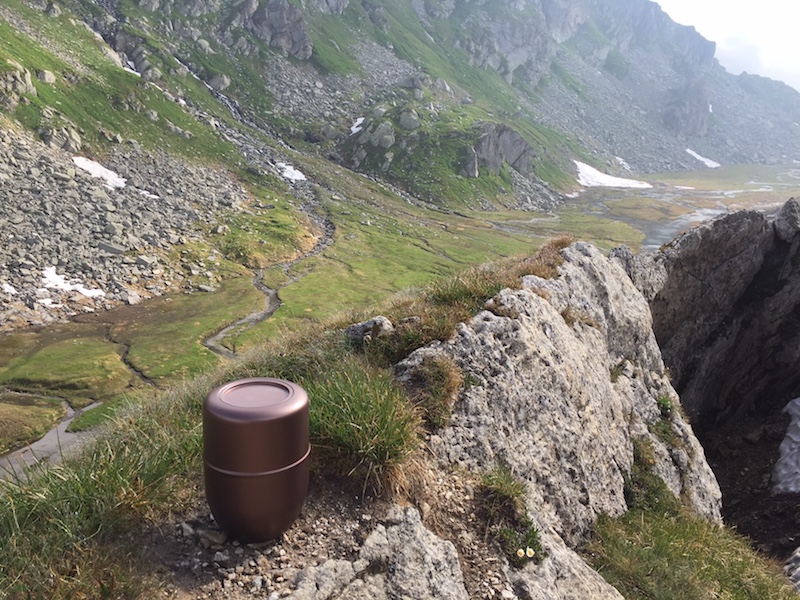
top-left (624, 437), bottom-right (681, 514)
top-left (656, 395), bottom-right (674, 418)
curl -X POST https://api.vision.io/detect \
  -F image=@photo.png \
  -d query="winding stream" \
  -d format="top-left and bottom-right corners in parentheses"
top-left (201, 269), bottom-right (282, 358)
top-left (201, 201), bottom-right (336, 357)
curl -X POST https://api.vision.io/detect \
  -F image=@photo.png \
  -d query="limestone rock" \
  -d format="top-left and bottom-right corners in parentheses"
top-left (247, 0), bottom-right (313, 60)
top-left (614, 205), bottom-right (800, 424)
top-left (345, 316), bottom-right (394, 346)
top-left (462, 145), bottom-right (479, 178)
top-left (369, 121), bottom-right (395, 149)
top-left (292, 506), bottom-right (468, 600)
top-left (1, 60), bottom-right (38, 109)
top-left (36, 70), bottom-right (56, 84)
top-left (40, 126), bottom-right (82, 152)
top-left (141, 66), bottom-right (162, 82)
top-left (101, 45), bottom-right (124, 68)
top-left (208, 73), bottom-right (231, 91)
top-left (475, 123), bottom-right (536, 176)
top-left (541, 0), bottom-right (586, 43)
top-left (399, 108), bottom-right (421, 130)
top-left (664, 77), bottom-right (712, 138)
top-left (396, 242), bottom-right (721, 596)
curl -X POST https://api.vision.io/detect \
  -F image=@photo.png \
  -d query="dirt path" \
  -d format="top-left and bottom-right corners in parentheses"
top-left (0, 401), bottom-right (100, 481)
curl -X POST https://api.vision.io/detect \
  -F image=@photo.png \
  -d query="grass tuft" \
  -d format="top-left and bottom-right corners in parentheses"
top-left (402, 355), bottom-right (463, 428)
top-left (366, 237), bottom-right (574, 364)
top-left (302, 355), bottom-right (423, 493)
top-left (479, 467), bottom-right (544, 568)
top-left (586, 436), bottom-right (796, 599)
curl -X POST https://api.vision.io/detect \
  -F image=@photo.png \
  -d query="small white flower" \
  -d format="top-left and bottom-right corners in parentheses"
top-left (526, 547), bottom-right (535, 558)
top-left (516, 548), bottom-right (525, 558)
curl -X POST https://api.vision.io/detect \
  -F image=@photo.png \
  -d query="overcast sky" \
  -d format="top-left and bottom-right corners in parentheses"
top-left (655, 0), bottom-right (800, 92)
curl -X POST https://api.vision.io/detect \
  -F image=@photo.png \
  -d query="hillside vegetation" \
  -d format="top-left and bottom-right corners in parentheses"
top-left (1, 241), bottom-right (796, 598)
top-left (2, 0), bottom-right (800, 597)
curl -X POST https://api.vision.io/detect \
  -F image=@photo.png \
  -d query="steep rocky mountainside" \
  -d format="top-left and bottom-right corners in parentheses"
top-left (87, 0), bottom-right (800, 171)
top-left (3, 0), bottom-right (800, 329)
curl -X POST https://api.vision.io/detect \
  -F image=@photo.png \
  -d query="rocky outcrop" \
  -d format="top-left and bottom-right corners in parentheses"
top-left (541, 0), bottom-right (586, 43)
top-left (475, 123), bottom-right (538, 177)
top-left (387, 242), bottom-right (721, 597)
top-left (664, 77), bottom-right (711, 138)
top-left (588, 0), bottom-right (715, 75)
top-left (259, 241), bottom-right (722, 600)
top-left (292, 507), bottom-right (469, 600)
top-left (613, 200), bottom-right (800, 428)
top-left (244, 0), bottom-right (313, 60)
top-left (0, 60), bottom-right (38, 109)
top-left (456, 2), bottom-right (554, 84)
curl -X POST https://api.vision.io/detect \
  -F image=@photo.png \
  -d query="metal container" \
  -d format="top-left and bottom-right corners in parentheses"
top-left (203, 377), bottom-right (310, 542)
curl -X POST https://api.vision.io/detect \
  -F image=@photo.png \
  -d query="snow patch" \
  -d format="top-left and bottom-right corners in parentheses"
top-left (123, 61), bottom-right (141, 77)
top-left (686, 148), bottom-right (721, 169)
top-left (350, 117), bottom-right (365, 135)
top-left (773, 398), bottom-right (800, 494)
top-left (72, 157), bottom-right (127, 189)
top-left (276, 162), bottom-right (307, 181)
top-left (574, 161), bottom-right (652, 189)
top-left (615, 156), bottom-right (632, 171)
top-left (2, 283), bottom-right (17, 295)
top-left (41, 267), bottom-right (105, 299)
top-left (674, 185), bottom-right (696, 190)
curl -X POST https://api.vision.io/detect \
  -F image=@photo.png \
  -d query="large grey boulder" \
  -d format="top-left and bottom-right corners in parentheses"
top-left (393, 242), bottom-right (721, 597)
top-left (1, 60), bottom-right (38, 109)
top-left (475, 123), bottom-right (536, 176)
top-left (246, 0), bottom-right (313, 60)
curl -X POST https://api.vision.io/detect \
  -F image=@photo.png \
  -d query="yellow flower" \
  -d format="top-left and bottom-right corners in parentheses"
top-left (516, 548), bottom-right (525, 558)
top-left (526, 547), bottom-right (535, 558)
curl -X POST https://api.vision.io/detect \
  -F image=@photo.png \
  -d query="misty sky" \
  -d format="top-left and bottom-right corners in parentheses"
top-left (656, 0), bottom-right (800, 92)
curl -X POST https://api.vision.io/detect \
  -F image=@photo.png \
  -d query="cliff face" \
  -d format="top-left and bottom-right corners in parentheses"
top-left (615, 199), bottom-right (800, 428)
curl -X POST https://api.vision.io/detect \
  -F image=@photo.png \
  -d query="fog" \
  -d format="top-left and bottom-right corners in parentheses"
top-left (656, 0), bottom-right (800, 93)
